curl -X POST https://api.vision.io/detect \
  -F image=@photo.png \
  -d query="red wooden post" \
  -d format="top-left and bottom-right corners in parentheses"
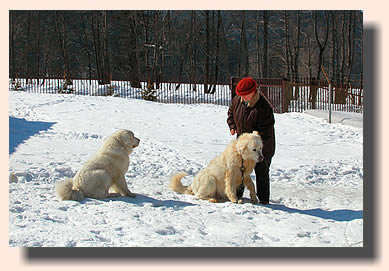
top-left (281, 79), bottom-right (288, 113)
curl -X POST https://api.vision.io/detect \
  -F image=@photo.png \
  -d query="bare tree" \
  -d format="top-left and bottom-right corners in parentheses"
top-left (210, 11), bottom-right (222, 92)
top-left (189, 11), bottom-right (196, 90)
top-left (310, 11), bottom-right (329, 109)
top-left (283, 11), bottom-right (291, 79)
top-left (90, 11), bottom-right (111, 84)
top-left (238, 11), bottom-right (249, 77)
top-left (129, 11), bottom-right (143, 88)
top-left (262, 11), bottom-right (269, 78)
top-left (9, 10), bottom-right (363, 90)
top-left (256, 11), bottom-right (262, 78)
top-left (292, 11), bottom-right (302, 80)
top-left (333, 11), bottom-right (358, 104)
top-left (54, 11), bottom-right (71, 78)
top-left (204, 11), bottom-right (210, 93)
top-left (10, 12), bottom-right (15, 79)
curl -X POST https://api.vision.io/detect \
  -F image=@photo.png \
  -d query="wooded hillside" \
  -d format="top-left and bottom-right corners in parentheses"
top-left (9, 10), bottom-right (363, 87)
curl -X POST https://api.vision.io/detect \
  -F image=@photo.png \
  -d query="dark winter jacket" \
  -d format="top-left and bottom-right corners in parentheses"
top-left (227, 92), bottom-right (276, 159)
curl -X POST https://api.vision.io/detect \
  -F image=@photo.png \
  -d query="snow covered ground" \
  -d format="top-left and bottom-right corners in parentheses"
top-left (8, 91), bottom-right (363, 247)
top-left (305, 109), bottom-right (363, 129)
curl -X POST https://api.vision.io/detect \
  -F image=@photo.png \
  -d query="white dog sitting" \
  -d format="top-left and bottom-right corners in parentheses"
top-left (56, 129), bottom-right (140, 201)
top-left (169, 131), bottom-right (263, 204)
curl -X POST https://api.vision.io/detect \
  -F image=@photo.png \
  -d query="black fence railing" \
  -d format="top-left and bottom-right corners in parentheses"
top-left (9, 77), bottom-right (363, 113)
top-left (9, 78), bottom-right (232, 106)
top-left (284, 78), bottom-right (364, 113)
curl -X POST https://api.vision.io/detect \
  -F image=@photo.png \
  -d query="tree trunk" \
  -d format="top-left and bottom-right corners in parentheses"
top-left (10, 12), bottom-right (15, 79)
top-left (210, 11), bottom-right (221, 94)
top-left (54, 11), bottom-right (70, 79)
top-left (190, 11), bottom-right (196, 90)
top-left (284, 11), bottom-right (291, 79)
top-left (293, 11), bottom-right (301, 81)
top-left (256, 11), bottom-right (262, 78)
top-left (311, 11), bottom-right (329, 109)
top-left (238, 11), bottom-right (249, 77)
top-left (91, 11), bottom-right (102, 82)
top-left (263, 11), bottom-right (269, 78)
top-left (128, 12), bottom-right (142, 88)
top-left (25, 11), bottom-right (32, 82)
top-left (204, 11), bottom-right (210, 93)
top-left (292, 11), bottom-right (302, 99)
top-left (103, 11), bottom-right (110, 84)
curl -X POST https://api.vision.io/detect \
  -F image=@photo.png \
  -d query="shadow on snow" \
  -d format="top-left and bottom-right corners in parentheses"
top-left (84, 193), bottom-right (195, 209)
top-left (9, 116), bottom-right (56, 155)
top-left (267, 204), bottom-right (362, 222)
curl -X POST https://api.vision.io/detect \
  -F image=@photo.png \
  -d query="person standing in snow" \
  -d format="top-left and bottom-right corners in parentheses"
top-left (227, 77), bottom-right (275, 205)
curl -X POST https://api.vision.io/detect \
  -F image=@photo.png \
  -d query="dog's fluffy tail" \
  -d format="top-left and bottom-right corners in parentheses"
top-left (169, 172), bottom-right (193, 195)
top-left (55, 178), bottom-right (85, 201)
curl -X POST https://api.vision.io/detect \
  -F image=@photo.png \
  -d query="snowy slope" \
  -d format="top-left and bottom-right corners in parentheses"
top-left (8, 91), bottom-right (363, 247)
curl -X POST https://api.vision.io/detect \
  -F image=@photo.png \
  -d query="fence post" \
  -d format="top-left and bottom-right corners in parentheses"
top-left (281, 79), bottom-right (288, 113)
top-left (329, 83), bottom-right (332, 124)
top-left (230, 77), bottom-right (236, 101)
top-left (321, 65), bottom-right (332, 123)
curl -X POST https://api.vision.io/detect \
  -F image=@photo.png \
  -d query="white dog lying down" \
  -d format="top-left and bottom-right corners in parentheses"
top-left (169, 131), bottom-right (263, 204)
top-left (56, 129), bottom-right (140, 201)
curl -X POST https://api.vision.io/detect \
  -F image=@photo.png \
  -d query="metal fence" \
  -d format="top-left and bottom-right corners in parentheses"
top-left (9, 77), bottom-right (363, 113)
top-left (230, 77), bottom-right (363, 113)
top-left (230, 78), bottom-right (286, 113)
top-left (284, 78), bottom-right (364, 113)
top-left (9, 77), bottom-right (232, 106)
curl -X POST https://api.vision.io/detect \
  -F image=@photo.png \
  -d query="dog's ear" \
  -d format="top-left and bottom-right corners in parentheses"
top-left (253, 131), bottom-right (260, 136)
top-left (235, 139), bottom-right (246, 155)
top-left (118, 130), bottom-right (134, 146)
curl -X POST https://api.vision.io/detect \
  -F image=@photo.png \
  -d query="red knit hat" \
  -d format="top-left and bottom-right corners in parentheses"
top-left (236, 77), bottom-right (257, 96)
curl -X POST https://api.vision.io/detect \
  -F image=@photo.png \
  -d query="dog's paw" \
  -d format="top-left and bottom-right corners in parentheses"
top-left (128, 192), bottom-right (136, 198)
top-left (230, 198), bottom-right (243, 204)
top-left (251, 197), bottom-right (258, 204)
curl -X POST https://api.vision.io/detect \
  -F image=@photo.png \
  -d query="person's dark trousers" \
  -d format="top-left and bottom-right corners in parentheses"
top-left (254, 158), bottom-right (272, 202)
